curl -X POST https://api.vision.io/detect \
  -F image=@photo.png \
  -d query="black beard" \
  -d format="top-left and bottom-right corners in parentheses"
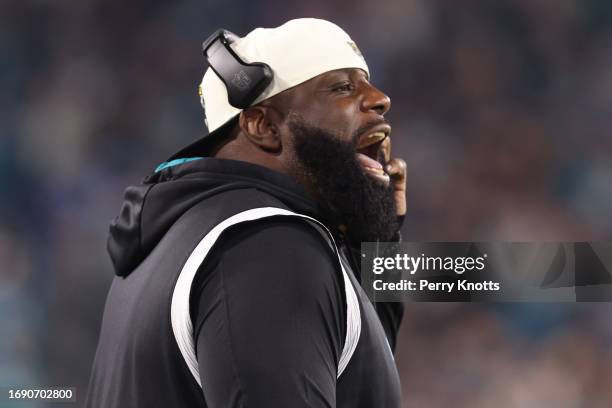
top-left (289, 119), bottom-right (398, 243)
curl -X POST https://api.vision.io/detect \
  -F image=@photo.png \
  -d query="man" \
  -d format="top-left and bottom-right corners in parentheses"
top-left (87, 18), bottom-right (406, 408)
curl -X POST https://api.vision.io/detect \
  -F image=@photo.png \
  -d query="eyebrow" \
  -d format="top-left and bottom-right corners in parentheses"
top-left (323, 71), bottom-right (350, 81)
top-left (323, 69), bottom-right (367, 83)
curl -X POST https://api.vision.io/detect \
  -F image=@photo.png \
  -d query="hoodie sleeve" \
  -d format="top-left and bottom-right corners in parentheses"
top-left (344, 243), bottom-right (404, 353)
top-left (190, 218), bottom-right (346, 408)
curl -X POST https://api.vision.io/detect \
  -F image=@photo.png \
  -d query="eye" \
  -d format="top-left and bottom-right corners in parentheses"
top-left (331, 81), bottom-right (354, 93)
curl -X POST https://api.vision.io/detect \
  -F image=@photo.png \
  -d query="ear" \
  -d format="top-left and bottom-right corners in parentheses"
top-left (239, 106), bottom-right (282, 152)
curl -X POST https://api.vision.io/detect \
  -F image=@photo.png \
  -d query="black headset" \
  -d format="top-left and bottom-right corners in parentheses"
top-left (202, 29), bottom-right (274, 109)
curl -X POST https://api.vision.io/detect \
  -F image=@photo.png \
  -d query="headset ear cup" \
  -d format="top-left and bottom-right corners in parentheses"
top-left (202, 29), bottom-right (274, 109)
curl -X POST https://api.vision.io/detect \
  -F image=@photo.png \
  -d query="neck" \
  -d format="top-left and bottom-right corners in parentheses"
top-left (215, 133), bottom-right (296, 181)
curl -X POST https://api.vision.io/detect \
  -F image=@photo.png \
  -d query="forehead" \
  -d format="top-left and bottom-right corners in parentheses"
top-left (307, 67), bottom-right (369, 85)
top-left (280, 68), bottom-right (369, 99)
top-left (263, 68), bottom-right (371, 110)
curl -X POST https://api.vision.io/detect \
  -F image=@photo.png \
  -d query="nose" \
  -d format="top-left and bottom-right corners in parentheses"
top-left (361, 83), bottom-right (391, 116)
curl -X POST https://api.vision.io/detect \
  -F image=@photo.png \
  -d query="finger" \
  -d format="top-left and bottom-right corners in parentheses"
top-left (385, 158), bottom-right (407, 181)
top-left (387, 157), bottom-right (407, 216)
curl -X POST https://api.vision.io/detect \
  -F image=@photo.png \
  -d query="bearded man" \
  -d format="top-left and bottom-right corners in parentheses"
top-left (87, 18), bottom-right (406, 408)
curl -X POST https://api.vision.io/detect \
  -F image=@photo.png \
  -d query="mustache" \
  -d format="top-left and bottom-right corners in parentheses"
top-left (351, 118), bottom-right (391, 147)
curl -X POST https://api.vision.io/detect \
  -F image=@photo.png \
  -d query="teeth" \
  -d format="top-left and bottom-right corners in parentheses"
top-left (357, 131), bottom-right (387, 149)
top-left (367, 167), bottom-right (385, 174)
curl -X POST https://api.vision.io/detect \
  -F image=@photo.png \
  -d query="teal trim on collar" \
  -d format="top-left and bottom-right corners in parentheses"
top-left (155, 157), bottom-right (203, 173)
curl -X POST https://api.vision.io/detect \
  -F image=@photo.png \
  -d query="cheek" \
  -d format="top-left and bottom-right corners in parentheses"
top-left (309, 103), bottom-right (360, 140)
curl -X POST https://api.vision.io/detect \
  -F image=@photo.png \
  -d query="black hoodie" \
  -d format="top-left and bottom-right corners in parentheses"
top-left (87, 157), bottom-right (402, 408)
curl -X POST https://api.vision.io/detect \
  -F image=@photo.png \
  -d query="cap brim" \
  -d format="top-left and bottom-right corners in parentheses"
top-left (167, 116), bottom-right (239, 161)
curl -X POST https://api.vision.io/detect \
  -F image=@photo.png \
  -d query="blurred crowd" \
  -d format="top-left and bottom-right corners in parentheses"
top-left (1, 0), bottom-right (611, 406)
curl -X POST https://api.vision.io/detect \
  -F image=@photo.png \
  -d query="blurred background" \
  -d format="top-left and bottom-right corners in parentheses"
top-left (1, 0), bottom-right (612, 406)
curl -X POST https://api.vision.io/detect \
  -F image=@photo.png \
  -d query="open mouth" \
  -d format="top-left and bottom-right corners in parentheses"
top-left (355, 125), bottom-right (391, 184)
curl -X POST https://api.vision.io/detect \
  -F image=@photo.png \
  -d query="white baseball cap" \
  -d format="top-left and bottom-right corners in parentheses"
top-left (169, 18), bottom-right (370, 159)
